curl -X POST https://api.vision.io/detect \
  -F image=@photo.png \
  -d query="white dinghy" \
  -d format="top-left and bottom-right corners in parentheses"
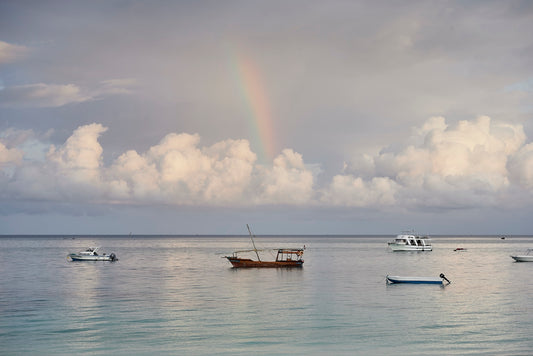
top-left (510, 249), bottom-right (533, 262)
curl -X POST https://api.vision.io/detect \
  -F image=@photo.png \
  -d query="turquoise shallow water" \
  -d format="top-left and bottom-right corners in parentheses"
top-left (1, 235), bottom-right (533, 355)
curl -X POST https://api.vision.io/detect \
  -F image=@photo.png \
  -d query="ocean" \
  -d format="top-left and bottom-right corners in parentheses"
top-left (1, 235), bottom-right (532, 355)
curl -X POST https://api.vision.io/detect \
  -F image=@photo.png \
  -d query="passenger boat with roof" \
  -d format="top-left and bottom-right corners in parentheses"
top-left (224, 225), bottom-right (304, 268)
top-left (386, 273), bottom-right (450, 285)
top-left (388, 231), bottom-right (432, 251)
top-left (510, 249), bottom-right (533, 262)
top-left (68, 247), bottom-right (118, 261)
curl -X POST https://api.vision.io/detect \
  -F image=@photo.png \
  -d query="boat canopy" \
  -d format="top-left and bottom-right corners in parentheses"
top-left (396, 234), bottom-right (430, 239)
top-left (277, 248), bottom-right (304, 253)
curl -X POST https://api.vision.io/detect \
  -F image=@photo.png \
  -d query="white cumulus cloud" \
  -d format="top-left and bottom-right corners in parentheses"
top-left (107, 133), bottom-right (257, 205)
top-left (326, 116), bottom-right (530, 208)
top-left (47, 123), bottom-right (107, 185)
top-left (254, 149), bottom-right (314, 205)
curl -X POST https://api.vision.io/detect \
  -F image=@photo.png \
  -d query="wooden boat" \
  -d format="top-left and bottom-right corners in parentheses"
top-left (224, 225), bottom-right (304, 268)
top-left (510, 249), bottom-right (533, 262)
top-left (386, 273), bottom-right (450, 284)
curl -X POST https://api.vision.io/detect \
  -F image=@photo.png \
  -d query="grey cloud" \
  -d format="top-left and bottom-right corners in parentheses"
top-left (0, 83), bottom-right (91, 108)
top-left (0, 79), bottom-right (136, 108)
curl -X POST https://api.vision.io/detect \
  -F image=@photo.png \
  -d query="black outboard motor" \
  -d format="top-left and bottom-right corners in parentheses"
top-left (109, 253), bottom-right (117, 261)
top-left (439, 273), bottom-right (450, 284)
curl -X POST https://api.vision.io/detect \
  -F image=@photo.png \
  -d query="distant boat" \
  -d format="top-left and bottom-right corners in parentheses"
top-left (510, 249), bottom-right (533, 262)
top-left (386, 273), bottom-right (450, 285)
top-left (224, 225), bottom-right (304, 268)
top-left (454, 247), bottom-right (467, 252)
top-left (68, 247), bottom-right (118, 261)
top-left (388, 231), bottom-right (432, 251)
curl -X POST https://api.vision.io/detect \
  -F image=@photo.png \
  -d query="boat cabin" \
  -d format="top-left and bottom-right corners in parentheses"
top-left (80, 247), bottom-right (100, 256)
top-left (275, 249), bottom-right (304, 262)
top-left (393, 234), bottom-right (430, 247)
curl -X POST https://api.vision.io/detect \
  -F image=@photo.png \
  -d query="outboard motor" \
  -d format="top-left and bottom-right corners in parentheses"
top-left (109, 253), bottom-right (117, 261)
top-left (439, 273), bottom-right (450, 284)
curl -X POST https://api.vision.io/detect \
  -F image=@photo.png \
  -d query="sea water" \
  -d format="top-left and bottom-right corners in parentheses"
top-left (1, 235), bottom-right (533, 355)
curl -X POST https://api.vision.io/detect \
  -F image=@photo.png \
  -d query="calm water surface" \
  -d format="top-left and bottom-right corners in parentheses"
top-left (1, 235), bottom-right (533, 355)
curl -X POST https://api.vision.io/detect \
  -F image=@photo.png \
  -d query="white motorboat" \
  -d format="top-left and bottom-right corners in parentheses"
top-left (386, 273), bottom-right (450, 284)
top-left (388, 232), bottom-right (432, 251)
top-left (68, 247), bottom-right (118, 261)
top-left (510, 249), bottom-right (533, 262)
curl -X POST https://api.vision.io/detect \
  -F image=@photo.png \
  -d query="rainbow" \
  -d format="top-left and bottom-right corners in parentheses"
top-left (233, 54), bottom-right (276, 162)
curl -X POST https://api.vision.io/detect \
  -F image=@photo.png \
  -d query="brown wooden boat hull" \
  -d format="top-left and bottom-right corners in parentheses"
top-left (226, 257), bottom-right (303, 268)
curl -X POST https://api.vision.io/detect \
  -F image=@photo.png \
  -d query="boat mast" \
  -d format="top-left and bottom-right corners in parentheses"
top-left (246, 224), bottom-right (261, 262)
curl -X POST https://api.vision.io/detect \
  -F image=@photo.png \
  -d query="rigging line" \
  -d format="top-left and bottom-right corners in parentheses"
top-left (246, 224), bottom-right (261, 262)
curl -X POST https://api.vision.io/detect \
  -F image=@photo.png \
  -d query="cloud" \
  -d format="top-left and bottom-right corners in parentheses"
top-left (106, 134), bottom-right (312, 206)
top-left (330, 116), bottom-right (529, 208)
top-left (1, 124), bottom-right (108, 203)
top-left (97, 78), bottom-right (137, 96)
top-left (508, 143), bottom-right (533, 190)
top-left (106, 133), bottom-right (257, 204)
top-left (1, 116), bottom-right (533, 212)
top-left (0, 41), bottom-right (29, 64)
top-left (47, 123), bottom-right (107, 184)
top-left (0, 83), bottom-right (91, 108)
top-left (0, 141), bottom-right (23, 166)
top-left (4, 123), bottom-right (313, 206)
top-left (321, 176), bottom-right (398, 207)
top-left (0, 79), bottom-right (136, 108)
top-left (254, 149), bottom-right (314, 204)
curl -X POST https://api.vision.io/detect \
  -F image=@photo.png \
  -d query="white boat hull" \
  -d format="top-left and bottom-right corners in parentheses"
top-left (68, 253), bottom-right (117, 261)
top-left (511, 255), bottom-right (533, 262)
top-left (388, 243), bottom-right (432, 251)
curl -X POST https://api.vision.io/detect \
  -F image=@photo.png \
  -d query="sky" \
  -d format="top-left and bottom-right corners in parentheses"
top-left (1, 0), bottom-right (533, 235)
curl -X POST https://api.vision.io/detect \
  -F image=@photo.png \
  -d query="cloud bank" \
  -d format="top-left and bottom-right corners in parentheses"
top-left (328, 116), bottom-right (531, 208)
top-left (1, 116), bottom-right (532, 213)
